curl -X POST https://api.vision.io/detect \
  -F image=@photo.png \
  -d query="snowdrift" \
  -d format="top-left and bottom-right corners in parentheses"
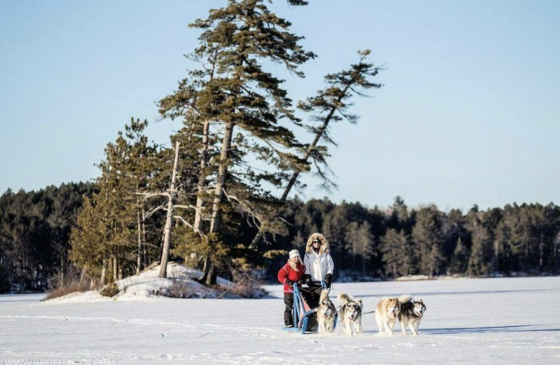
top-left (112, 262), bottom-right (234, 300)
top-left (46, 262), bottom-right (253, 303)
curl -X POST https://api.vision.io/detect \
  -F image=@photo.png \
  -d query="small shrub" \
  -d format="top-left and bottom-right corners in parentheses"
top-left (159, 279), bottom-right (201, 298)
top-left (44, 268), bottom-right (93, 301)
top-left (219, 272), bottom-right (267, 299)
top-left (228, 282), bottom-right (267, 299)
top-left (100, 282), bottom-right (120, 297)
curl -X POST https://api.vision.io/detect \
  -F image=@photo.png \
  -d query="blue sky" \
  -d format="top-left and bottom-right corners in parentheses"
top-left (1, 0), bottom-right (559, 211)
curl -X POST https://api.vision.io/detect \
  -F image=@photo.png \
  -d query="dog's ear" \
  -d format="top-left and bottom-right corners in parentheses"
top-left (418, 299), bottom-right (423, 303)
top-left (357, 299), bottom-right (363, 307)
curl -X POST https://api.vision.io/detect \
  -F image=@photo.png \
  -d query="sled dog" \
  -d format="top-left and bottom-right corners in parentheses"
top-left (317, 290), bottom-right (337, 334)
top-left (398, 296), bottom-right (426, 336)
top-left (337, 293), bottom-right (363, 336)
top-left (375, 297), bottom-right (401, 335)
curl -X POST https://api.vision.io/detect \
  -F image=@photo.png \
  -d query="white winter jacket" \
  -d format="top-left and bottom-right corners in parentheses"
top-left (304, 251), bottom-right (334, 282)
top-left (303, 232), bottom-right (334, 282)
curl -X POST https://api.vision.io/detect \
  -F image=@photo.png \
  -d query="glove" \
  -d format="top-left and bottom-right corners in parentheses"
top-left (325, 273), bottom-right (332, 288)
top-left (286, 279), bottom-right (294, 286)
top-left (303, 274), bottom-right (312, 285)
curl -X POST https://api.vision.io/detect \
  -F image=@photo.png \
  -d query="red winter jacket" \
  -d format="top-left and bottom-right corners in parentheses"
top-left (277, 261), bottom-right (306, 293)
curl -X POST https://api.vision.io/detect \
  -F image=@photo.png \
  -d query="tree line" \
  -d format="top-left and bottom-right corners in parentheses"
top-left (0, 183), bottom-right (96, 292)
top-left (267, 197), bottom-right (560, 281)
top-left (2, 183), bottom-right (559, 293)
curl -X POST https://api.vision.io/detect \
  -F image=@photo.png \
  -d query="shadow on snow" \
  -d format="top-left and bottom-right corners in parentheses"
top-left (425, 325), bottom-right (560, 334)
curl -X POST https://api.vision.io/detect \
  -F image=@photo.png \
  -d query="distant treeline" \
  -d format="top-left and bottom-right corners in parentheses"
top-left (267, 197), bottom-right (560, 281)
top-left (0, 183), bottom-right (96, 292)
top-left (1, 183), bottom-right (558, 292)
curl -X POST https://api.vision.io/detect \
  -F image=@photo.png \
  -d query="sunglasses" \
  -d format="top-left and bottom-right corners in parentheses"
top-left (312, 241), bottom-right (320, 244)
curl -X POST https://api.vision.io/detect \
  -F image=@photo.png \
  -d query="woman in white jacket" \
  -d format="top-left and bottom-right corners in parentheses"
top-left (303, 233), bottom-right (334, 292)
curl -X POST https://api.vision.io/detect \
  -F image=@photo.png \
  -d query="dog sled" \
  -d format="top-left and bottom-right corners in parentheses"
top-left (282, 282), bottom-right (337, 334)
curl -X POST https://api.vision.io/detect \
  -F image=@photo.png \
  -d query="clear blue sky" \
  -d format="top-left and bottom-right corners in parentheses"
top-left (1, 0), bottom-right (559, 211)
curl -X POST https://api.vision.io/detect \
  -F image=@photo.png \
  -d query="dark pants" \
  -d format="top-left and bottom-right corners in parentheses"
top-left (284, 293), bottom-right (294, 326)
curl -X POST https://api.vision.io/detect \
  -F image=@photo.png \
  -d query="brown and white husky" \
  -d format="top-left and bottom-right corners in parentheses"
top-left (317, 290), bottom-right (337, 334)
top-left (398, 296), bottom-right (426, 336)
top-left (375, 297), bottom-right (401, 335)
top-left (337, 293), bottom-right (363, 336)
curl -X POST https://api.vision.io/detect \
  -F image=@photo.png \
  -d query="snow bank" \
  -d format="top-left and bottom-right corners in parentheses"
top-left (47, 262), bottom-right (235, 303)
top-left (116, 262), bottom-right (234, 290)
top-left (113, 262), bottom-right (234, 300)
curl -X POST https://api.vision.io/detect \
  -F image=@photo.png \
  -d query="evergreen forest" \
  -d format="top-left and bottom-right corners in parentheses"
top-left (1, 184), bottom-right (559, 293)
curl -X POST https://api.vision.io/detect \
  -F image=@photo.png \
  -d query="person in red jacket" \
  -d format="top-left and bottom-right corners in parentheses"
top-left (278, 249), bottom-right (306, 327)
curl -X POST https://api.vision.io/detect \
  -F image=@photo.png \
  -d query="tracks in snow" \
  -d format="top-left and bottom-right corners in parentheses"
top-left (0, 315), bottom-right (277, 336)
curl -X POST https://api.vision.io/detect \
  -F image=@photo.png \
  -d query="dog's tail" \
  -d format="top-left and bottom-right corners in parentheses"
top-left (398, 295), bottom-right (412, 304)
top-left (337, 292), bottom-right (351, 305)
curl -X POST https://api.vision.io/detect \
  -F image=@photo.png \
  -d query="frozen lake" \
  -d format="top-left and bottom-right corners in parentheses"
top-left (1, 277), bottom-right (559, 364)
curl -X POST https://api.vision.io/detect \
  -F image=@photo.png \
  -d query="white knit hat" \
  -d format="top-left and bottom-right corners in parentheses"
top-left (289, 249), bottom-right (300, 259)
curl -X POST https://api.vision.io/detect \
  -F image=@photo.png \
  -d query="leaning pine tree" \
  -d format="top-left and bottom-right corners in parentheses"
top-left (161, 0), bottom-right (316, 286)
top-left (251, 50), bottom-right (384, 247)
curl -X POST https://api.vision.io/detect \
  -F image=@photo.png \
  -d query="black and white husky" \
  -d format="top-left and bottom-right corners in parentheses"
top-left (317, 290), bottom-right (337, 334)
top-left (397, 296), bottom-right (426, 336)
top-left (337, 293), bottom-right (363, 336)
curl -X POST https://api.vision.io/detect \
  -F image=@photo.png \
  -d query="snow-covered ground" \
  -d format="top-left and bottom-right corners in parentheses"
top-left (1, 277), bottom-right (559, 364)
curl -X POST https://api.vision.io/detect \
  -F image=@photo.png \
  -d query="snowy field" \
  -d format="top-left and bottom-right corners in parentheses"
top-left (1, 277), bottom-right (559, 364)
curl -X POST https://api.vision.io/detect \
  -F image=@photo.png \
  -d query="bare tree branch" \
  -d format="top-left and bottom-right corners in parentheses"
top-left (174, 216), bottom-right (206, 239)
top-left (221, 188), bottom-right (263, 230)
top-left (174, 204), bottom-right (198, 211)
top-left (145, 204), bottom-right (167, 220)
top-left (136, 192), bottom-right (170, 199)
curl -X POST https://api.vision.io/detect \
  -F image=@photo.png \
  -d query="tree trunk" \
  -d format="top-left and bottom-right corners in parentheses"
top-left (210, 121), bottom-right (234, 234)
top-left (193, 60), bottom-right (215, 234)
top-left (352, 241), bottom-right (357, 272)
top-left (80, 267), bottom-right (87, 285)
top-left (539, 232), bottom-right (544, 269)
top-left (201, 121), bottom-right (235, 286)
top-left (142, 205), bottom-right (148, 269)
top-left (159, 142), bottom-right (181, 278)
top-left (101, 258), bottom-right (107, 286)
top-left (112, 256), bottom-right (118, 282)
top-left (193, 120), bottom-right (210, 232)
top-left (136, 210), bottom-right (142, 275)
